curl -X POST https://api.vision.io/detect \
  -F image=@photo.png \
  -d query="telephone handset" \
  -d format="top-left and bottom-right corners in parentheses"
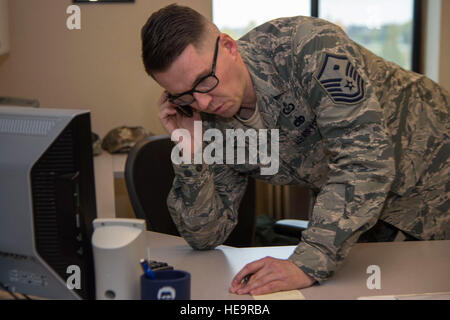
top-left (175, 105), bottom-right (194, 118)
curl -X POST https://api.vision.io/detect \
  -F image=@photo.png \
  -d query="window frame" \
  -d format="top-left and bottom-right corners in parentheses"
top-left (311, 0), bottom-right (421, 72)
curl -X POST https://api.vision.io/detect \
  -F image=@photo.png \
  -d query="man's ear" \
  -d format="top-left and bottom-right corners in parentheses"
top-left (221, 33), bottom-right (239, 58)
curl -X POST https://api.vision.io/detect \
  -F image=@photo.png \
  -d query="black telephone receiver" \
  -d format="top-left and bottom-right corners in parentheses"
top-left (176, 105), bottom-right (194, 118)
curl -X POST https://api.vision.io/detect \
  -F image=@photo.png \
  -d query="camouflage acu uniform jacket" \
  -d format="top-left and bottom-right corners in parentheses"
top-left (167, 16), bottom-right (450, 281)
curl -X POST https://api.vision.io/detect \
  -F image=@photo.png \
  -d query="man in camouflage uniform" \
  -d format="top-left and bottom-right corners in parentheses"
top-left (141, 4), bottom-right (449, 295)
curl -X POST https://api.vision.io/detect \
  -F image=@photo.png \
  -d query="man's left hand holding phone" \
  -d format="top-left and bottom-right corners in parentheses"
top-left (158, 90), bottom-right (203, 156)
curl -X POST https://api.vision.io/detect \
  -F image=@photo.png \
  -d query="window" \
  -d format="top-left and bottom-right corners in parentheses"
top-left (212, 0), bottom-right (310, 39)
top-left (212, 0), bottom-right (419, 71)
top-left (319, 0), bottom-right (415, 70)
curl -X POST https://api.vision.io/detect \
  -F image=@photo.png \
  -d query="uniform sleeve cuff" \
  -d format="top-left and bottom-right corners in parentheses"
top-left (172, 163), bottom-right (209, 182)
top-left (288, 241), bottom-right (336, 283)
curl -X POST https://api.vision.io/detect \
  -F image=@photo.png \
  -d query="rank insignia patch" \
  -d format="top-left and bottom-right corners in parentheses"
top-left (315, 53), bottom-right (366, 104)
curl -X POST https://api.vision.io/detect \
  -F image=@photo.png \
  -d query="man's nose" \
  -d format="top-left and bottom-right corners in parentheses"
top-left (192, 92), bottom-right (213, 111)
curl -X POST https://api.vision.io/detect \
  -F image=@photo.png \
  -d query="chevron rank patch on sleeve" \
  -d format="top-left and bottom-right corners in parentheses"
top-left (315, 52), bottom-right (366, 104)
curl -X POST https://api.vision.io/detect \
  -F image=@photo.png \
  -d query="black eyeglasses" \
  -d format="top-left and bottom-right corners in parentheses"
top-left (167, 36), bottom-right (220, 107)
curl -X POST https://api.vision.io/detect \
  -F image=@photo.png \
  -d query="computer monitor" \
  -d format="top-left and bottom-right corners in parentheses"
top-left (0, 106), bottom-right (97, 299)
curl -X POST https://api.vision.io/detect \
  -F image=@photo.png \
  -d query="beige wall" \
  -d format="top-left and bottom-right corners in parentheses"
top-left (0, 0), bottom-right (212, 137)
top-left (439, 0), bottom-right (450, 92)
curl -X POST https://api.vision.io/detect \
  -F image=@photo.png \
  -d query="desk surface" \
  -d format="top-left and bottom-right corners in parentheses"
top-left (146, 231), bottom-right (450, 300)
top-left (1, 232), bottom-right (448, 300)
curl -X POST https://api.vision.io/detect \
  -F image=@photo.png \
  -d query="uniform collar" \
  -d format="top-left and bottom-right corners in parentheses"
top-left (237, 42), bottom-right (287, 129)
top-left (209, 40), bottom-right (289, 129)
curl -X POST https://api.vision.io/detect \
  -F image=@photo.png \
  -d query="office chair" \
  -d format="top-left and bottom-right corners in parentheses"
top-left (272, 186), bottom-right (312, 239)
top-left (274, 219), bottom-right (309, 238)
top-left (124, 134), bottom-right (257, 247)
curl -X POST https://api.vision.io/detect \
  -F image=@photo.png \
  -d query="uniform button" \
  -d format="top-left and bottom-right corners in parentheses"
top-left (294, 116), bottom-right (305, 127)
top-left (195, 165), bottom-right (203, 172)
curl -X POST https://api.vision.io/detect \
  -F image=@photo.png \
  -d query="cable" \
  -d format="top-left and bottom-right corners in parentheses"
top-left (22, 293), bottom-right (32, 300)
top-left (0, 281), bottom-right (20, 300)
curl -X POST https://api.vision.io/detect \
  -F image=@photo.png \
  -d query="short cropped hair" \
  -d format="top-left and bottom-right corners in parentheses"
top-left (141, 4), bottom-right (208, 77)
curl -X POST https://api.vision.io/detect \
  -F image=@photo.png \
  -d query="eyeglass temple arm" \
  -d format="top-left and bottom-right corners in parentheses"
top-left (211, 36), bottom-right (220, 73)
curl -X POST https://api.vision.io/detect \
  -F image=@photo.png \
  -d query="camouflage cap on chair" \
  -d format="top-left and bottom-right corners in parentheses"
top-left (91, 132), bottom-right (102, 156)
top-left (101, 126), bottom-right (151, 154)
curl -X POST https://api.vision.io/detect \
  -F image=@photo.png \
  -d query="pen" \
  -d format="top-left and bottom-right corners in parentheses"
top-left (140, 259), bottom-right (156, 279)
top-left (242, 273), bottom-right (254, 285)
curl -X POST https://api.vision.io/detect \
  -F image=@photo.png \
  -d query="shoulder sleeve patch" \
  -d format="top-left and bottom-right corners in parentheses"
top-left (314, 53), bottom-right (366, 104)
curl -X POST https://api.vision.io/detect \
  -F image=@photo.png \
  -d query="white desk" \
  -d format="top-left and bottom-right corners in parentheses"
top-left (1, 231), bottom-right (448, 300)
top-left (146, 231), bottom-right (450, 300)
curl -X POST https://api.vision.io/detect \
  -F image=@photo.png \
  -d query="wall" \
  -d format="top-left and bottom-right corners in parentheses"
top-left (423, 0), bottom-right (441, 83)
top-left (0, 0), bottom-right (212, 138)
top-left (0, 0), bottom-right (9, 55)
top-left (423, 0), bottom-right (450, 92)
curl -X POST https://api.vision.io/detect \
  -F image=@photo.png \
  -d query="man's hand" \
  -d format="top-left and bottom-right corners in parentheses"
top-left (229, 257), bottom-right (316, 295)
top-left (158, 90), bottom-right (201, 135)
top-left (158, 91), bottom-right (202, 154)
